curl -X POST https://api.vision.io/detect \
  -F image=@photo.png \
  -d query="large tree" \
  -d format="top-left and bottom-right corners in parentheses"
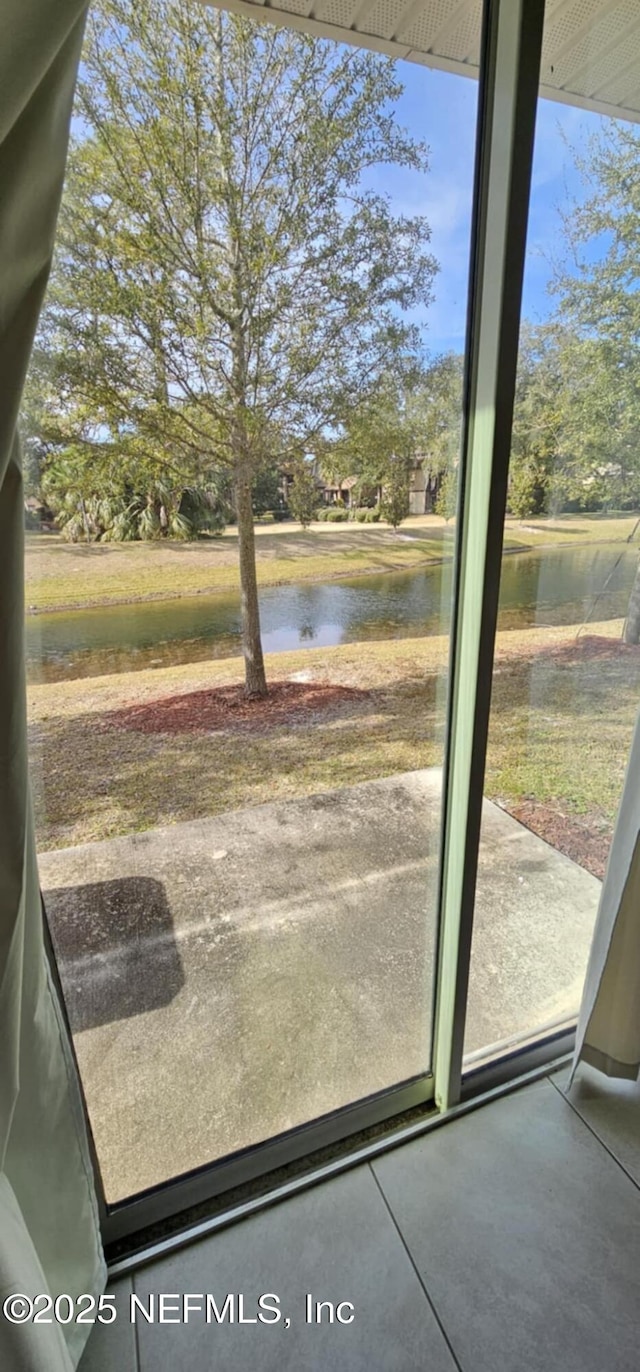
top-left (504, 321), bottom-right (640, 521)
top-left (329, 374), bottom-right (422, 526)
top-left (551, 122), bottom-right (640, 641)
top-left (40, 0), bottom-right (436, 693)
top-left (507, 324), bottom-right (564, 518)
top-left (418, 351), bottom-right (463, 518)
top-left (327, 353), bottom-right (463, 524)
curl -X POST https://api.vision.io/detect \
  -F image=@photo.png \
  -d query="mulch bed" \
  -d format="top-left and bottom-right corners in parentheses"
top-left (497, 633), bottom-right (636, 876)
top-left (505, 800), bottom-right (612, 880)
top-left (543, 633), bottom-right (640, 664)
top-left (93, 633), bottom-right (633, 878)
top-left (501, 632), bottom-right (640, 667)
top-left (97, 680), bottom-right (371, 737)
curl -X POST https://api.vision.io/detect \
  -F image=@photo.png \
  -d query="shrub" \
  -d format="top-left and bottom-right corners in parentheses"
top-left (288, 461), bottom-right (319, 527)
top-left (434, 469), bottom-right (458, 522)
top-left (508, 463), bottom-right (548, 518)
top-left (251, 467), bottom-right (282, 517)
top-left (380, 486), bottom-right (409, 528)
top-left (326, 506), bottom-right (348, 521)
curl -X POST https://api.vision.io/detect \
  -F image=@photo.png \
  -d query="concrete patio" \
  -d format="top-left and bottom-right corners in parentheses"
top-left (38, 770), bottom-right (601, 1202)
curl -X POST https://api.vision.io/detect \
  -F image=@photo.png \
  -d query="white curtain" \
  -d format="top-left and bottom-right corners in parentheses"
top-left (572, 708), bottom-right (640, 1083)
top-left (0, 3), bottom-right (106, 1369)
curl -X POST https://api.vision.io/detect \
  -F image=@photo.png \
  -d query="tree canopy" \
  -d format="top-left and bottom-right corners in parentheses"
top-left (31, 0), bottom-right (438, 692)
top-left (503, 124), bottom-right (640, 523)
top-left (322, 353), bottom-right (463, 524)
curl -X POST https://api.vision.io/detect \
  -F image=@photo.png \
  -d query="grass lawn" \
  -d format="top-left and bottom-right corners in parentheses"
top-left (25, 524), bottom-right (451, 612)
top-left (29, 618), bottom-right (638, 859)
top-left (25, 512), bottom-right (639, 613)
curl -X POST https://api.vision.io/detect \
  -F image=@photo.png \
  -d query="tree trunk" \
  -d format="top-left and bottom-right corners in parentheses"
top-left (623, 556), bottom-right (640, 645)
top-left (235, 467), bottom-right (268, 697)
top-left (79, 497), bottom-right (91, 541)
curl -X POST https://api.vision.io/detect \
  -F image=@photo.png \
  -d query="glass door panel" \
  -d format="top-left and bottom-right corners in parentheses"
top-left (25, 0), bottom-right (479, 1201)
top-left (464, 0), bottom-right (640, 1067)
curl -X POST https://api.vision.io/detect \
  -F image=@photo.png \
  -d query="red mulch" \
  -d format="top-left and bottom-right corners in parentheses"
top-left (505, 633), bottom-right (640, 667)
top-left (505, 800), bottom-right (612, 879)
top-left (98, 680), bottom-right (371, 737)
top-left (498, 634), bottom-right (636, 873)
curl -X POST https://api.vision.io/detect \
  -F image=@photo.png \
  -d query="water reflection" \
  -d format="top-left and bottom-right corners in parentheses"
top-left (26, 544), bottom-right (636, 684)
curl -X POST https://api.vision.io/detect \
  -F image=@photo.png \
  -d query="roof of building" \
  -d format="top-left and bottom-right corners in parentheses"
top-left (209, 0), bottom-right (640, 125)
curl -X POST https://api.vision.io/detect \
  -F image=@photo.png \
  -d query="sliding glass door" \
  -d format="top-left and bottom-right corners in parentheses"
top-left (464, 0), bottom-right (640, 1072)
top-left (26, 0), bottom-right (634, 1246)
top-left (26, 0), bottom-right (480, 1209)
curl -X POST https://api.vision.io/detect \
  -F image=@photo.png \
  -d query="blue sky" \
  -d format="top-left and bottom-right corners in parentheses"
top-left (368, 62), bottom-right (607, 358)
top-left (71, 24), bottom-right (611, 363)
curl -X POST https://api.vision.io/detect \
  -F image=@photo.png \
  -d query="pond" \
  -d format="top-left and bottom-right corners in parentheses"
top-left (26, 542), bottom-right (638, 683)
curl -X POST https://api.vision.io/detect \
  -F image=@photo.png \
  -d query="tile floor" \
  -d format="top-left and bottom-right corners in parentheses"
top-left (79, 1064), bottom-right (640, 1372)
